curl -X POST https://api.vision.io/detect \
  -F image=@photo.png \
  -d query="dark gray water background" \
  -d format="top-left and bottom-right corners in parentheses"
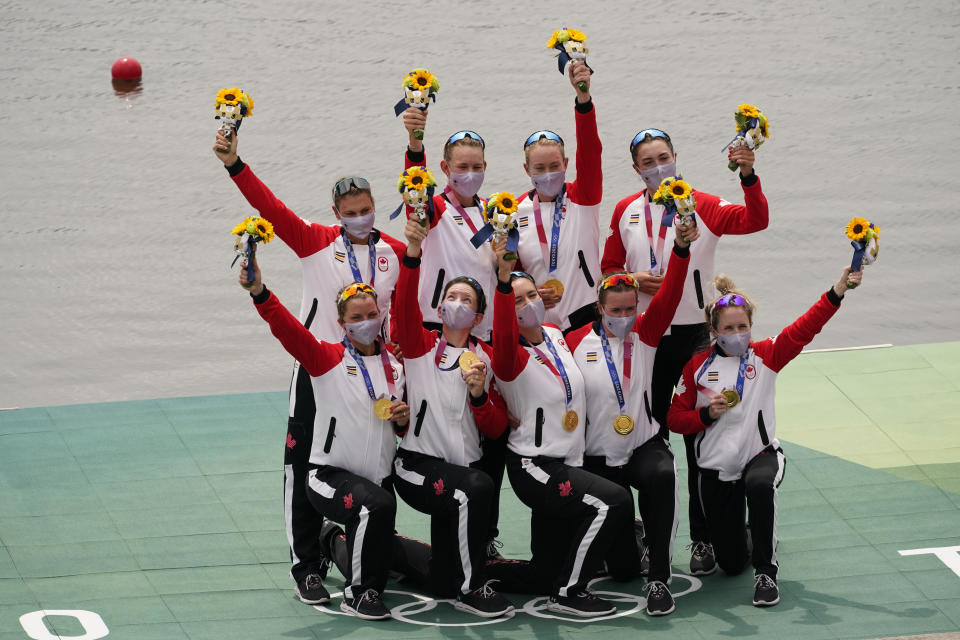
top-left (2, 0), bottom-right (958, 408)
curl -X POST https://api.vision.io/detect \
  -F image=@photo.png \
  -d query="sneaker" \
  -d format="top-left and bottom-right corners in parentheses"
top-left (640, 546), bottom-right (650, 576)
top-left (547, 590), bottom-right (616, 617)
top-left (753, 574), bottom-right (780, 607)
top-left (644, 581), bottom-right (675, 616)
top-left (340, 588), bottom-right (391, 620)
top-left (294, 573), bottom-right (330, 605)
top-left (454, 581), bottom-right (515, 618)
top-left (688, 541), bottom-right (717, 576)
top-left (486, 538), bottom-right (505, 561)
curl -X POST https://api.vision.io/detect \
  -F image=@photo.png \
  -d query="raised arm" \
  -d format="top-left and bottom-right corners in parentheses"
top-left (635, 234), bottom-right (693, 346)
top-left (395, 219), bottom-right (435, 358)
top-left (695, 175), bottom-right (769, 238)
top-left (492, 239), bottom-right (527, 381)
top-left (566, 61), bottom-right (602, 206)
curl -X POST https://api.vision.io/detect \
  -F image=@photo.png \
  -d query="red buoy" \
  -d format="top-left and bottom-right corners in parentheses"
top-left (111, 57), bottom-right (142, 80)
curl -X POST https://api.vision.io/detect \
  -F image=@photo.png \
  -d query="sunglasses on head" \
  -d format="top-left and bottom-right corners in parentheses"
top-left (523, 130), bottom-right (564, 149)
top-left (629, 128), bottom-right (671, 152)
top-left (340, 282), bottom-right (375, 302)
top-left (509, 270), bottom-right (535, 284)
top-left (715, 294), bottom-right (747, 307)
top-left (446, 130), bottom-right (485, 148)
top-left (600, 274), bottom-right (639, 291)
top-left (332, 176), bottom-right (371, 199)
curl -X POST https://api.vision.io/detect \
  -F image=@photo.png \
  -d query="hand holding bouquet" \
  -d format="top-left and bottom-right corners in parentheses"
top-left (653, 176), bottom-right (697, 227)
top-left (392, 68), bottom-right (439, 140)
top-left (471, 192), bottom-right (520, 260)
top-left (390, 166), bottom-right (437, 226)
top-left (214, 88), bottom-right (254, 139)
top-left (845, 217), bottom-right (880, 283)
top-left (723, 103), bottom-right (769, 171)
top-left (231, 216), bottom-right (273, 282)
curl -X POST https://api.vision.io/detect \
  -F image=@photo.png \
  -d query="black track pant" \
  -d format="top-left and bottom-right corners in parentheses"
top-left (650, 322), bottom-right (711, 543)
top-left (305, 465), bottom-right (396, 598)
top-left (698, 447), bottom-right (785, 579)
top-left (489, 453), bottom-right (632, 597)
top-left (393, 449), bottom-right (495, 597)
top-left (285, 364), bottom-right (326, 582)
top-left (473, 430), bottom-right (508, 542)
top-left (584, 436), bottom-right (679, 584)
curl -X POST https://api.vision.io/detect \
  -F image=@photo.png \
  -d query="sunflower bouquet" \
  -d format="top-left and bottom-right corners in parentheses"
top-left (389, 166), bottom-right (437, 226)
top-left (214, 88), bottom-right (254, 138)
top-left (470, 192), bottom-right (520, 260)
top-left (392, 68), bottom-right (439, 140)
top-left (231, 216), bottom-right (274, 282)
top-left (723, 103), bottom-right (770, 171)
top-left (653, 176), bottom-right (697, 227)
top-left (845, 217), bottom-right (880, 272)
top-left (546, 27), bottom-right (592, 91)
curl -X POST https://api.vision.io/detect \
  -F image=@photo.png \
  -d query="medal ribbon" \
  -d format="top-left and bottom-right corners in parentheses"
top-left (643, 194), bottom-right (670, 276)
top-left (695, 347), bottom-right (749, 401)
top-left (598, 323), bottom-right (632, 414)
top-left (442, 186), bottom-right (482, 235)
top-left (531, 331), bottom-right (573, 409)
top-left (342, 336), bottom-right (396, 400)
top-left (433, 333), bottom-right (479, 371)
top-left (340, 228), bottom-right (378, 287)
top-left (532, 189), bottom-right (565, 274)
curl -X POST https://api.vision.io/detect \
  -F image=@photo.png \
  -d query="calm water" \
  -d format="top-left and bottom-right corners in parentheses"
top-left (2, 0), bottom-right (958, 408)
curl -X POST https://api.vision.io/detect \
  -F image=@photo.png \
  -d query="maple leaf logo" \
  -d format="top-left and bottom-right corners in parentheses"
top-left (433, 478), bottom-right (445, 496)
top-left (285, 433), bottom-right (296, 450)
top-left (343, 493), bottom-right (354, 510)
top-left (558, 480), bottom-right (572, 497)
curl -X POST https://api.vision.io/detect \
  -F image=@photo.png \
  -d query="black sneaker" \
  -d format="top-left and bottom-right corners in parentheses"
top-left (644, 581), bottom-right (675, 616)
top-left (547, 590), bottom-right (616, 617)
top-left (486, 538), bottom-right (505, 561)
top-left (688, 541), bottom-right (717, 576)
top-left (294, 572), bottom-right (330, 605)
top-left (340, 588), bottom-right (391, 620)
top-left (454, 581), bottom-right (515, 618)
top-left (753, 574), bottom-right (780, 607)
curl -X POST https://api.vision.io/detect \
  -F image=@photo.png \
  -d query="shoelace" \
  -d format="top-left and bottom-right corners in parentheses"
top-left (644, 581), bottom-right (668, 599)
top-left (754, 574), bottom-right (777, 590)
top-left (687, 541), bottom-right (713, 560)
top-left (304, 574), bottom-right (323, 589)
top-left (358, 588), bottom-right (381, 604)
top-left (474, 580), bottom-right (498, 599)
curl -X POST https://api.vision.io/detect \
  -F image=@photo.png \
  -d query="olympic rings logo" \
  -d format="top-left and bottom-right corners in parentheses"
top-left (313, 573), bottom-right (703, 627)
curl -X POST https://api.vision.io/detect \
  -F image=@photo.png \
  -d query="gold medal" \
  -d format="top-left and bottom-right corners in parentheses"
top-left (613, 414), bottom-right (634, 435)
top-left (458, 351), bottom-right (481, 372)
top-left (542, 279), bottom-right (565, 296)
top-left (721, 389), bottom-right (740, 408)
top-left (374, 397), bottom-right (394, 420)
top-left (562, 409), bottom-right (579, 432)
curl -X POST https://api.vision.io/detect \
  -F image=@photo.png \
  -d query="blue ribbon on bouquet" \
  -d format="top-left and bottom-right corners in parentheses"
top-left (469, 223), bottom-right (519, 254)
top-left (553, 46), bottom-right (594, 77)
top-left (230, 235), bottom-right (262, 282)
top-left (393, 92), bottom-right (437, 117)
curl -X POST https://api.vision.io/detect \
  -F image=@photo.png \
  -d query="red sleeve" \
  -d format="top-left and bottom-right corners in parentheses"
top-left (378, 231), bottom-right (408, 345)
top-left (394, 256), bottom-right (435, 359)
top-left (695, 179), bottom-right (769, 238)
top-left (231, 165), bottom-right (339, 258)
top-left (635, 245), bottom-right (689, 346)
top-left (601, 195), bottom-right (633, 274)
top-left (468, 346), bottom-right (508, 439)
top-left (667, 355), bottom-right (711, 435)
top-left (564, 322), bottom-right (593, 353)
top-left (492, 283), bottom-right (528, 381)
top-left (566, 104), bottom-right (603, 206)
top-left (254, 290), bottom-right (342, 377)
top-left (752, 291), bottom-right (841, 373)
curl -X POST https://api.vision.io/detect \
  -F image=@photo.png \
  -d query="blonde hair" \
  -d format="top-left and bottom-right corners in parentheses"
top-left (523, 138), bottom-right (565, 163)
top-left (704, 274), bottom-right (756, 329)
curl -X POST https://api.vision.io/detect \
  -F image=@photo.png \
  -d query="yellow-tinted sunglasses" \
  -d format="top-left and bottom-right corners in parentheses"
top-left (340, 282), bottom-right (375, 302)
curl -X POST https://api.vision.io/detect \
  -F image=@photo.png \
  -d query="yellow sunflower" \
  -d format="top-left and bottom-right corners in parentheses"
top-left (403, 167), bottom-right (435, 191)
top-left (496, 192), bottom-right (518, 215)
top-left (405, 69), bottom-right (436, 93)
top-left (652, 186), bottom-right (665, 202)
top-left (253, 218), bottom-right (274, 242)
top-left (566, 29), bottom-right (587, 42)
top-left (232, 217), bottom-right (252, 235)
top-left (871, 224), bottom-right (881, 235)
top-left (238, 92), bottom-right (254, 117)
top-left (546, 30), bottom-right (561, 48)
top-left (216, 88), bottom-right (243, 106)
top-left (758, 113), bottom-right (770, 138)
top-left (737, 103), bottom-right (759, 118)
top-left (397, 175), bottom-right (406, 193)
top-left (668, 179), bottom-right (692, 200)
top-left (845, 217), bottom-right (870, 242)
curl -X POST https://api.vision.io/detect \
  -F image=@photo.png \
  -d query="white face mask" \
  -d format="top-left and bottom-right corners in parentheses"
top-left (716, 330), bottom-right (751, 356)
top-left (449, 172), bottom-right (484, 199)
top-left (339, 211), bottom-right (376, 238)
top-left (344, 317), bottom-right (381, 345)
top-left (603, 313), bottom-right (637, 340)
top-left (531, 170), bottom-right (566, 198)
top-left (638, 162), bottom-right (677, 192)
top-left (439, 300), bottom-right (478, 330)
top-left (516, 298), bottom-right (546, 328)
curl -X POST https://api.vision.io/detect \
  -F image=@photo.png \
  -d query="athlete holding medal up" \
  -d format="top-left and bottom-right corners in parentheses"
top-left (487, 237), bottom-right (633, 618)
top-left (566, 219), bottom-right (698, 617)
top-left (668, 266), bottom-right (865, 608)
top-left (513, 58), bottom-right (603, 333)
